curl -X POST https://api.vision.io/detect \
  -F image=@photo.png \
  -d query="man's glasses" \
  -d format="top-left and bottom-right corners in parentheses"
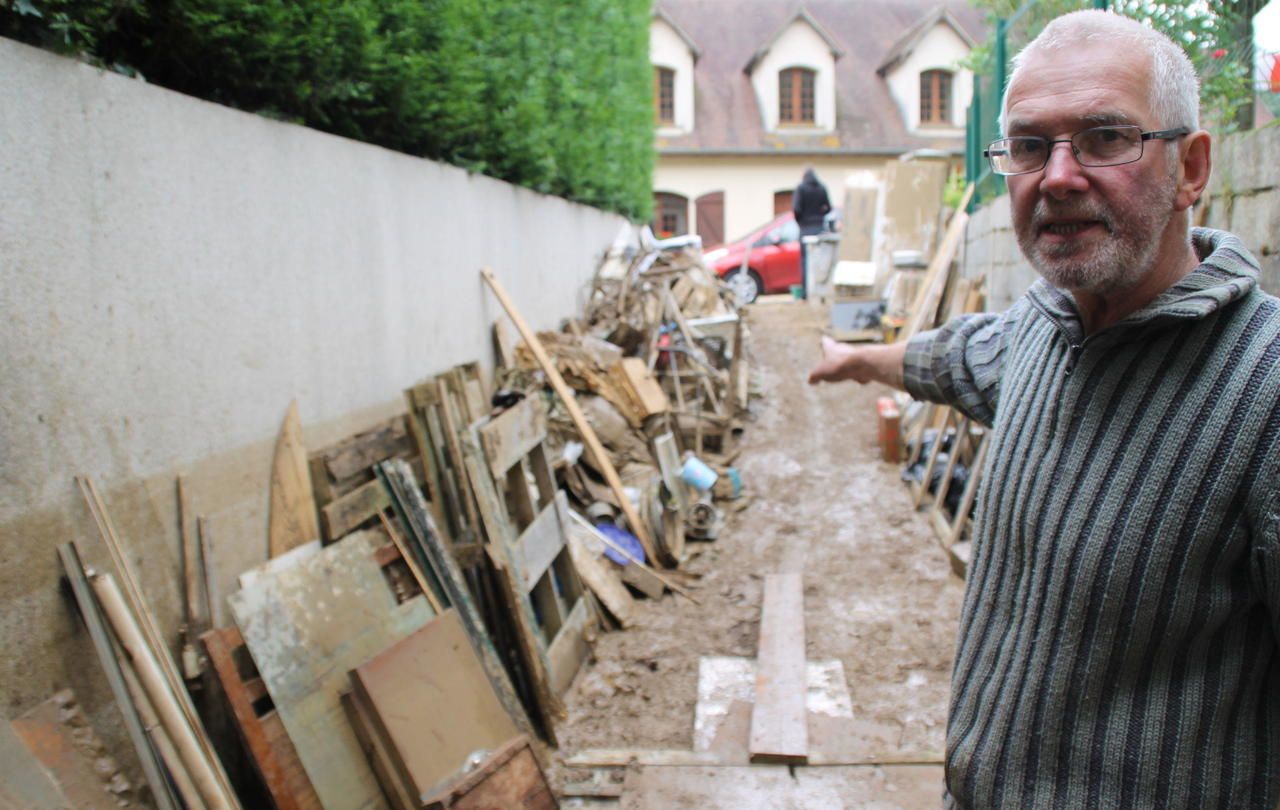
top-left (984, 125), bottom-right (1189, 176)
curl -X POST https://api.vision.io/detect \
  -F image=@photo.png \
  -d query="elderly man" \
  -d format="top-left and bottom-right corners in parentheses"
top-left (810, 10), bottom-right (1280, 809)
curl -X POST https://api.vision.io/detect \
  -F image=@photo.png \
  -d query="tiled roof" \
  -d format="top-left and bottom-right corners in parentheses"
top-left (654, 0), bottom-right (988, 155)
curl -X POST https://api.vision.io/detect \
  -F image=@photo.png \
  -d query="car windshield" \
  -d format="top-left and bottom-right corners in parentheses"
top-left (753, 219), bottom-right (800, 247)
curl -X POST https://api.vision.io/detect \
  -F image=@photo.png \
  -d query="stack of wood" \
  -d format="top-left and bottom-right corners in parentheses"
top-left (49, 246), bottom-right (753, 810)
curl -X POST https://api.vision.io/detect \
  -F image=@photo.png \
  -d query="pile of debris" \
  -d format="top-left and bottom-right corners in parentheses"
top-left (22, 234), bottom-right (753, 810)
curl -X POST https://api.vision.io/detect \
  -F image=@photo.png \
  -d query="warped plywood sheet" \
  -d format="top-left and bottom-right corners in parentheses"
top-left (350, 610), bottom-right (519, 799)
top-left (230, 530), bottom-right (434, 810)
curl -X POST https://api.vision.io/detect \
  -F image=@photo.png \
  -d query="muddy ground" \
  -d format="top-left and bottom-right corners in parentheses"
top-left (551, 300), bottom-right (967, 806)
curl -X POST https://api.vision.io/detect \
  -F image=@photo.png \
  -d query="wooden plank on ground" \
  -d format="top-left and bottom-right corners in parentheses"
top-left (228, 531), bottom-right (434, 810)
top-left (619, 764), bottom-right (945, 809)
top-left (269, 401), bottom-right (319, 558)
top-left (749, 573), bottom-right (808, 764)
top-left (349, 610), bottom-right (520, 800)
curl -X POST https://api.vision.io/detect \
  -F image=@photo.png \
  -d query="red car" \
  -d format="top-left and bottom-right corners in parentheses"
top-left (703, 212), bottom-right (802, 305)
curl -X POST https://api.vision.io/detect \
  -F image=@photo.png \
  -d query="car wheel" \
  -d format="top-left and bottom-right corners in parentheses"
top-left (724, 268), bottom-right (763, 306)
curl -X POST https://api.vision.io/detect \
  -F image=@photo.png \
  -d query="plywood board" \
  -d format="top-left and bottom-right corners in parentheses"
top-left (749, 574), bottom-right (808, 764)
top-left (229, 531), bottom-right (434, 810)
top-left (340, 691), bottom-right (417, 810)
top-left (269, 400), bottom-right (320, 558)
top-left (620, 765), bottom-right (945, 809)
top-left (478, 397), bottom-right (547, 481)
top-left (350, 610), bottom-right (519, 799)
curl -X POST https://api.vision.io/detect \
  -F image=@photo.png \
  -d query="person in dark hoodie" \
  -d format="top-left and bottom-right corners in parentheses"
top-left (793, 167), bottom-right (831, 297)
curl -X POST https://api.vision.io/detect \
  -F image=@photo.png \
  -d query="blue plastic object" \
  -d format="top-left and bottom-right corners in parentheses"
top-left (594, 523), bottom-right (646, 566)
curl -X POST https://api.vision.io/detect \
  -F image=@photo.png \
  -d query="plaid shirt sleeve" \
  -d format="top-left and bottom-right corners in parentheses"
top-left (902, 301), bottom-right (1025, 428)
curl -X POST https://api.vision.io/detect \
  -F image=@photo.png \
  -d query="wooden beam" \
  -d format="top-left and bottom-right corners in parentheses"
top-left (480, 267), bottom-right (660, 565)
top-left (749, 573), bottom-right (808, 764)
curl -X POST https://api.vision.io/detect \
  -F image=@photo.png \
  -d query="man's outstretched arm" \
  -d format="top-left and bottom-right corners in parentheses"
top-left (807, 336), bottom-right (907, 390)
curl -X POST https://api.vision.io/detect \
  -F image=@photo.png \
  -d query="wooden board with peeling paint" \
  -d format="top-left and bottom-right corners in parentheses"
top-left (229, 530), bottom-right (434, 810)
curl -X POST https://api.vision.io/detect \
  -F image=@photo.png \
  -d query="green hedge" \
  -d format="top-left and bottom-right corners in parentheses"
top-left (1, 0), bottom-right (655, 219)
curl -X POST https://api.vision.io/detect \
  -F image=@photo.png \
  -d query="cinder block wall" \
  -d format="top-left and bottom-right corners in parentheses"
top-left (0, 35), bottom-right (627, 760)
top-left (962, 125), bottom-right (1280, 308)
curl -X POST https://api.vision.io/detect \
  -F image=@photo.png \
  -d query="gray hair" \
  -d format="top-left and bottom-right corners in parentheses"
top-left (1000, 10), bottom-right (1200, 135)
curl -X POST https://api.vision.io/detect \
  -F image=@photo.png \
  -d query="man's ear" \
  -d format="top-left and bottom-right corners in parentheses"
top-left (1174, 130), bottom-right (1212, 212)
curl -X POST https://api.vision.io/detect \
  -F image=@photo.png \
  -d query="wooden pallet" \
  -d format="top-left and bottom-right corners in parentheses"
top-left (308, 415), bottom-right (423, 542)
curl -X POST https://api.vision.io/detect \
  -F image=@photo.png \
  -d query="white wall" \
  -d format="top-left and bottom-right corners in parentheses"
top-left (751, 20), bottom-right (837, 133)
top-left (650, 18), bottom-right (696, 134)
top-left (885, 23), bottom-right (973, 135)
top-left (0, 36), bottom-right (627, 746)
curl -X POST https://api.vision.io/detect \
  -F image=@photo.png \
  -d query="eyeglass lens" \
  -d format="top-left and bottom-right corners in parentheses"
top-left (988, 126), bottom-right (1143, 174)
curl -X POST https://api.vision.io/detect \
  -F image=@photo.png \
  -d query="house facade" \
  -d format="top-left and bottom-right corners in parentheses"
top-left (650, 0), bottom-right (985, 246)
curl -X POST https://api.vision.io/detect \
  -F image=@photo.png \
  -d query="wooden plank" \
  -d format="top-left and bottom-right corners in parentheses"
top-left (339, 691), bottom-right (416, 810)
top-left (228, 531), bottom-right (434, 810)
top-left (619, 765), bottom-right (945, 809)
top-left (517, 499), bottom-right (565, 593)
top-left (479, 397), bottom-right (548, 481)
top-left (749, 574), bottom-right (808, 764)
top-left (378, 459), bottom-right (539, 743)
top-left (652, 433), bottom-right (686, 510)
top-left (902, 183), bottom-right (975, 341)
top-left (565, 749), bottom-right (945, 769)
top-left (566, 524), bottom-right (635, 628)
top-left (269, 401), bottom-right (320, 558)
top-left (567, 511), bottom-right (699, 605)
top-left (350, 610), bottom-right (521, 800)
top-left (422, 736), bottom-right (555, 810)
top-left (201, 627), bottom-right (319, 810)
top-left (321, 477), bottom-right (390, 540)
top-left (911, 408), bottom-right (955, 509)
top-left (317, 416), bottom-right (414, 484)
top-left (547, 596), bottom-right (594, 696)
top-left (481, 267), bottom-right (659, 565)
top-left (621, 356), bottom-right (670, 416)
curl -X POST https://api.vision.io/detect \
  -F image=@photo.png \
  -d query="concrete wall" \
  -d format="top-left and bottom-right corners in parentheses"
top-left (0, 35), bottom-right (627, 755)
top-left (961, 125), bottom-right (1280, 309)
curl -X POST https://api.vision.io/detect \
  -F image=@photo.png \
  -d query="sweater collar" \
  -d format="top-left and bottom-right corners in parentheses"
top-left (1025, 228), bottom-right (1260, 339)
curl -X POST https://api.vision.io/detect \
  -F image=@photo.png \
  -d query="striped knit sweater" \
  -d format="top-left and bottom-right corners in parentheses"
top-left (904, 229), bottom-right (1280, 809)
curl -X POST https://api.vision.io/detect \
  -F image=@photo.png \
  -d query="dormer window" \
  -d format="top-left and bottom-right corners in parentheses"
top-left (778, 67), bottom-right (816, 125)
top-left (920, 69), bottom-right (953, 125)
top-left (655, 66), bottom-right (676, 125)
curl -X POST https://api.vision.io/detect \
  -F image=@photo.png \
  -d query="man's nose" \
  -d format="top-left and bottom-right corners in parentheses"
top-left (1039, 140), bottom-right (1089, 198)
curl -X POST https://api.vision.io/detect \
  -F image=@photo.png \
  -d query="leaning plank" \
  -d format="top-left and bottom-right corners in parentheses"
top-left (268, 400), bottom-right (319, 559)
top-left (749, 574), bottom-right (808, 764)
top-left (56, 543), bottom-right (179, 810)
top-left (321, 476), bottom-right (390, 540)
top-left (478, 396), bottom-right (548, 482)
top-left (902, 183), bottom-right (975, 341)
top-left (228, 531), bottom-right (433, 810)
top-left (201, 627), bottom-right (320, 810)
top-left (546, 597), bottom-right (594, 696)
top-left (350, 610), bottom-right (520, 801)
top-left (340, 691), bottom-right (417, 810)
top-left (566, 524), bottom-right (635, 628)
top-left (378, 459), bottom-right (538, 742)
top-left (481, 267), bottom-right (659, 564)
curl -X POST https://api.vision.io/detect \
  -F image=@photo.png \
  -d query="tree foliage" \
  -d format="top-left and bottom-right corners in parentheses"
top-left (0, 0), bottom-right (655, 219)
top-left (962, 0), bottom-right (1260, 133)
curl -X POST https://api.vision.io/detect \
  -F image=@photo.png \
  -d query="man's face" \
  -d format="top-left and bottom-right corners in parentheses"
top-left (1004, 45), bottom-right (1180, 295)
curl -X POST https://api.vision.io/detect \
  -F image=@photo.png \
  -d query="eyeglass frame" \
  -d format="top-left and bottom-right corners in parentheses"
top-left (982, 125), bottom-right (1190, 176)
